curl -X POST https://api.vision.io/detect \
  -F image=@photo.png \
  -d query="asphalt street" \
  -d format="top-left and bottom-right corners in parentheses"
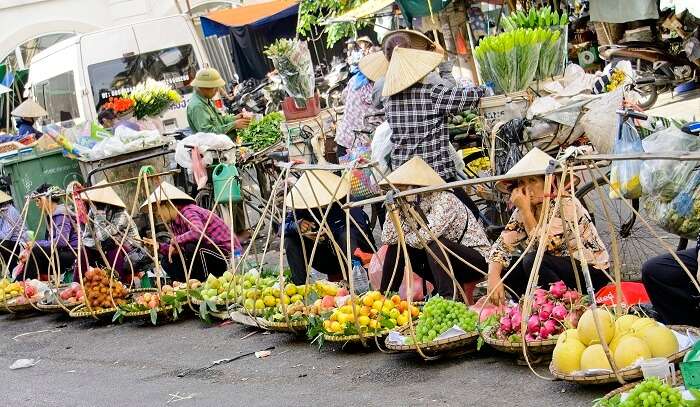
top-left (1, 311), bottom-right (608, 407)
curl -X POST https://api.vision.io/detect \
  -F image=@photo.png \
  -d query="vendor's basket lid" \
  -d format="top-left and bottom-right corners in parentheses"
top-left (0, 190), bottom-right (12, 204)
top-left (379, 156), bottom-right (445, 188)
top-left (140, 182), bottom-right (194, 210)
top-left (494, 148), bottom-right (579, 194)
top-left (80, 180), bottom-right (126, 209)
top-left (11, 99), bottom-right (47, 118)
top-left (285, 170), bottom-right (350, 210)
top-left (191, 68), bottom-right (226, 88)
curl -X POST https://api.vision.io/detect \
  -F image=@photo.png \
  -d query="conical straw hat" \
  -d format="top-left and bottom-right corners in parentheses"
top-left (379, 156), bottom-right (445, 188)
top-left (494, 148), bottom-right (579, 194)
top-left (140, 182), bottom-right (194, 210)
top-left (381, 47), bottom-right (444, 97)
top-left (80, 180), bottom-right (126, 208)
top-left (285, 170), bottom-right (350, 210)
top-left (359, 52), bottom-right (389, 82)
top-left (11, 99), bottom-right (47, 118)
top-left (0, 190), bottom-right (13, 204)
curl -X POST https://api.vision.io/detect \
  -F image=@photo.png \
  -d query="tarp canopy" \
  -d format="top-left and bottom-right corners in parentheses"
top-left (200, 1), bottom-right (300, 80)
top-left (200, 0), bottom-right (299, 37)
top-left (395, 0), bottom-right (453, 25)
top-left (323, 0), bottom-right (395, 24)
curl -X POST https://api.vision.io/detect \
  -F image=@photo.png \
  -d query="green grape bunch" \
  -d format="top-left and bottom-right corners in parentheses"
top-left (619, 377), bottom-right (683, 407)
top-left (411, 296), bottom-right (478, 343)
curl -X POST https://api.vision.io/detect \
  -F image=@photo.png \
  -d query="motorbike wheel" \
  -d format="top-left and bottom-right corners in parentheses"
top-left (636, 83), bottom-right (658, 109)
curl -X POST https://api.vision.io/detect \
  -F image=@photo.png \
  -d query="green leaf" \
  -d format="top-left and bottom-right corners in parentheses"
top-left (150, 308), bottom-right (158, 325)
top-left (199, 300), bottom-right (208, 320)
top-left (112, 310), bottom-right (123, 323)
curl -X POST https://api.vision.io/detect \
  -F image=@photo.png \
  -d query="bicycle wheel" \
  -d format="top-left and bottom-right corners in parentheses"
top-left (576, 177), bottom-right (680, 281)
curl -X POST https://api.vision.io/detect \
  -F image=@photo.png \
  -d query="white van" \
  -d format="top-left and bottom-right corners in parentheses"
top-left (27, 14), bottom-right (209, 132)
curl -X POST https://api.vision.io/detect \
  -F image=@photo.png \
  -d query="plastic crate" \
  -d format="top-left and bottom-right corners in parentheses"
top-left (282, 93), bottom-right (321, 121)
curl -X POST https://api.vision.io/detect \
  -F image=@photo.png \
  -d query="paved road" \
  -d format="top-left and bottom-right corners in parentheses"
top-left (1, 312), bottom-right (610, 407)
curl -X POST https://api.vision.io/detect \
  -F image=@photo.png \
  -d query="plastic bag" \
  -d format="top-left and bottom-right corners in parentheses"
top-left (657, 171), bottom-right (700, 239)
top-left (609, 118), bottom-right (644, 199)
top-left (581, 87), bottom-right (624, 153)
top-left (338, 146), bottom-right (380, 201)
top-left (269, 40), bottom-right (315, 106)
top-left (371, 121), bottom-right (393, 174)
top-left (351, 260), bottom-right (370, 294)
top-left (174, 132), bottom-right (236, 170)
top-left (640, 126), bottom-right (700, 202)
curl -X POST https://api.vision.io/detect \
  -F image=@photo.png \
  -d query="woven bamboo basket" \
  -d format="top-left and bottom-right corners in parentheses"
top-left (324, 329), bottom-right (391, 343)
top-left (482, 327), bottom-right (559, 354)
top-left (0, 298), bottom-right (41, 313)
top-left (385, 323), bottom-right (479, 354)
top-left (258, 318), bottom-right (309, 333)
top-left (550, 325), bottom-right (700, 385)
top-left (69, 304), bottom-right (120, 318)
top-left (36, 299), bottom-right (81, 313)
top-left (119, 305), bottom-right (176, 320)
top-left (229, 310), bottom-right (263, 327)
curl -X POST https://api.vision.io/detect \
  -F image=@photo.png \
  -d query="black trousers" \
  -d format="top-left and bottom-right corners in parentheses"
top-left (285, 227), bottom-right (373, 285)
top-left (642, 249), bottom-right (700, 326)
top-left (380, 238), bottom-right (487, 298)
top-left (23, 245), bottom-right (76, 280)
top-left (161, 243), bottom-right (229, 282)
top-left (503, 253), bottom-right (609, 297)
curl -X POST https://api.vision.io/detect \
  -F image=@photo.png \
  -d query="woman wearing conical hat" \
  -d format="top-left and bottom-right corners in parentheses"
top-left (379, 157), bottom-right (491, 298)
top-left (283, 170), bottom-right (374, 285)
top-left (359, 29), bottom-right (485, 220)
top-left (0, 190), bottom-right (28, 274)
top-left (140, 182), bottom-right (241, 282)
top-left (78, 181), bottom-right (150, 284)
top-left (486, 149), bottom-right (610, 305)
top-left (11, 99), bottom-right (47, 140)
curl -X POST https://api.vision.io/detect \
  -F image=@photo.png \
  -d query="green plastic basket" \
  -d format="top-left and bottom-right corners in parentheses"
top-left (681, 361), bottom-right (700, 390)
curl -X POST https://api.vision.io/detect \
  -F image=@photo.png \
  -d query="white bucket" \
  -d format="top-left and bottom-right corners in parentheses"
top-left (640, 358), bottom-right (676, 384)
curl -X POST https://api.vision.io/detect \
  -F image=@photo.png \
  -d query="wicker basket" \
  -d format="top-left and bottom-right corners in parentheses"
top-left (258, 318), bottom-right (309, 333)
top-left (482, 327), bottom-right (559, 354)
top-left (324, 330), bottom-right (391, 343)
top-left (385, 324), bottom-right (479, 354)
top-left (229, 310), bottom-right (263, 327)
top-left (36, 299), bottom-right (81, 313)
top-left (550, 325), bottom-right (700, 385)
top-left (119, 305), bottom-right (176, 320)
top-left (0, 298), bottom-right (41, 313)
top-left (69, 304), bottom-right (119, 318)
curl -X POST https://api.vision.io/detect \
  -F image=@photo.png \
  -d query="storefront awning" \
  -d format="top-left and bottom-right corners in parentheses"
top-left (201, 0), bottom-right (299, 37)
top-left (323, 0), bottom-right (395, 24)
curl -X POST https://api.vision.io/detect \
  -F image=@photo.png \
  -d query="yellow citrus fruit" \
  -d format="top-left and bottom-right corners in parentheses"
top-left (397, 314), bottom-right (408, 326)
top-left (360, 306), bottom-right (370, 316)
top-left (337, 313), bottom-right (349, 325)
top-left (389, 308), bottom-right (400, 319)
top-left (254, 299), bottom-right (265, 310)
top-left (362, 295), bottom-right (374, 307)
top-left (369, 320), bottom-right (379, 329)
top-left (358, 316), bottom-right (370, 326)
top-left (330, 321), bottom-right (341, 333)
top-left (323, 320), bottom-right (333, 331)
top-left (284, 284), bottom-right (297, 296)
top-left (263, 295), bottom-right (276, 307)
top-left (290, 294), bottom-right (303, 303)
top-left (330, 312), bottom-right (338, 322)
top-left (339, 305), bottom-right (353, 314)
top-left (372, 300), bottom-right (383, 311)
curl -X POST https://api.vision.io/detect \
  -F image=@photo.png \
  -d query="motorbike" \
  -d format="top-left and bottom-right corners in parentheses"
top-left (224, 78), bottom-right (269, 115)
top-left (598, 12), bottom-right (699, 109)
top-left (316, 59), bottom-right (350, 109)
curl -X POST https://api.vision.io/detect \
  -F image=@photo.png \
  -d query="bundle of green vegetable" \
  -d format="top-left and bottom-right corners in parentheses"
top-left (265, 39), bottom-right (315, 106)
top-left (500, 7), bottom-right (568, 31)
top-left (501, 7), bottom-right (568, 80)
top-left (239, 112), bottom-right (284, 152)
top-left (475, 28), bottom-right (550, 93)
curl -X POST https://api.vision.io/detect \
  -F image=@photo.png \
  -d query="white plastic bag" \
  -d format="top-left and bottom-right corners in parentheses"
top-left (609, 119), bottom-right (644, 199)
top-left (581, 88), bottom-right (624, 153)
top-left (174, 132), bottom-right (236, 170)
top-left (640, 126), bottom-right (700, 201)
top-left (371, 121), bottom-right (393, 174)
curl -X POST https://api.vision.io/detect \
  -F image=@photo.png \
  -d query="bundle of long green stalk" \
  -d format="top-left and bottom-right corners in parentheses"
top-left (501, 7), bottom-right (569, 79)
top-left (475, 28), bottom-right (548, 93)
top-left (501, 6), bottom-right (568, 31)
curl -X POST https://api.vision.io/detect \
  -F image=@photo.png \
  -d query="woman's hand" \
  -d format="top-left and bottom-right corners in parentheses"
top-left (297, 219), bottom-right (315, 234)
top-left (487, 270), bottom-right (505, 305)
top-left (510, 187), bottom-right (531, 211)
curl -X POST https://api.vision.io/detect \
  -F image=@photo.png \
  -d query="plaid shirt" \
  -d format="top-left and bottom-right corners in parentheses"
top-left (160, 204), bottom-right (232, 255)
top-left (385, 83), bottom-right (483, 179)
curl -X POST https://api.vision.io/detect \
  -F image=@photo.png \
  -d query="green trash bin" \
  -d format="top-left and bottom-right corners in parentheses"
top-left (0, 149), bottom-right (83, 237)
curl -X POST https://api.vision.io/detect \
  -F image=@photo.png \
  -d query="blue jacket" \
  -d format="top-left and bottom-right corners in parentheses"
top-left (16, 118), bottom-right (42, 138)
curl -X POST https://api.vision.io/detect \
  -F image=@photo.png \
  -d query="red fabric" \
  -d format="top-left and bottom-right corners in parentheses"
top-left (595, 282), bottom-right (651, 306)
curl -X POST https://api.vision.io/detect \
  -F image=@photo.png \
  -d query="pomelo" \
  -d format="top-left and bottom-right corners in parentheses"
top-left (614, 314), bottom-right (639, 335)
top-left (580, 344), bottom-right (612, 371)
top-left (613, 336), bottom-right (651, 369)
top-left (556, 329), bottom-right (580, 346)
top-left (552, 337), bottom-right (586, 374)
top-left (635, 325), bottom-right (679, 358)
top-left (578, 308), bottom-right (615, 346)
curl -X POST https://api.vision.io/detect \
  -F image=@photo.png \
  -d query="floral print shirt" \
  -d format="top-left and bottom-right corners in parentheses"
top-left (382, 191), bottom-right (491, 258)
top-left (488, 197), bottom-right (610, 270)
top-left (335, 81), bottom-right (375, 150)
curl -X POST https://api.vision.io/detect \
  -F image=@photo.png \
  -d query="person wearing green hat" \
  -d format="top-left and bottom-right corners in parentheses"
top-left (186, 67), bottom-right (251, 135)
top-left (186, 67), bottom-right (251, 242)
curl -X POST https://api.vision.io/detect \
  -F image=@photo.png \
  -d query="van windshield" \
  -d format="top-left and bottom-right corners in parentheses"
top-left (88, 44), bottom-right (197, 111)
